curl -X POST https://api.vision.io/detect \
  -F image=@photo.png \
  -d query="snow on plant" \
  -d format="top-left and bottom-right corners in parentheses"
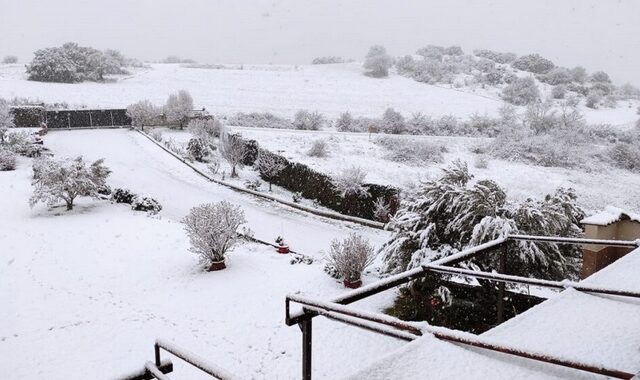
top-left (381, 108), bottom-right (406, 134)
top-left (326, 233), bottom-right (376, 282)
top-left (255, 150), bottom-right (285, 191)
top-left (164, 90), bottom-right (193, 129)
top-left (131, 197), bottom-right (162, 214)
top-left (373, 197), bottom-right (391, 223)
top-left (148, 129), bottom-right (163, 142)
top-left (182, 201), bottom-right (249, 266)
top-left (608, 143), bottom-right (640, 172)
top-left (188, 117), bottom-right (221, 142)
top-left (163, 138), bottom-right (187, 158)
top-left (381, 160), bottom-right (585, 280)
top-left (29, 156), bottom-right (111, 211)
top-left (207, 156), bottom-right (221, 176)
top-left (0, 98), bottom-right (14, 143)
top-left (333, 166), bottom-right (369, 197)
top-left (375, 136), bottom-right (444, 165)
top-left (501, 77), bottom-right (540, 105)
top-left (219, 130), bottom-right (246, 178)
top-left (2, 55), bottom-right (18, 64)
top-left (0, 149), bottom-right (16, 171)
top-left (187, 138), bottom-right (209, 162)
top-left (335, 111), bottom-right (354, 132)
top-left (363, 45), bottom-right (393, 78)
top-left (307, 139), bottom-right (329, 157)
top-left (126, 100), bottom-right (159, 127)
top-left (511, 53), bottom-right (555, 74)
top-left (293, 110), bottom-right (326, 130)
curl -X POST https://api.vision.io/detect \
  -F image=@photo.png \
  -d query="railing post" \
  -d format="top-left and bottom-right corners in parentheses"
top-left (300, 319), bottom-right (312, 380)
top-left (154, 342), bottom-right (161, 367)
top-left (496, 243), bottom-right (507, 324)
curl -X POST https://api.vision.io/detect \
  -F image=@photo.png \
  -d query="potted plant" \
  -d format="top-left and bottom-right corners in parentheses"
top-left (275, 236), bottom-right (290, 254)
top-left (327, 233), bottom-right (376, 289)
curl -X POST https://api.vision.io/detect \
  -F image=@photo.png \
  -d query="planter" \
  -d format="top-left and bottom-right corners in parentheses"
top-left (277, 244), bottom-right (290, 254)
top-left (208, 259), bottom-right (226, 271)
top-left (343, 278), bottom-right (362, 289)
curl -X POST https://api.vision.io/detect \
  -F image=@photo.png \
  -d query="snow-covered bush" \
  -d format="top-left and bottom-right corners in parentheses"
top-left (608, 143), bottom-right (640, 172)
top-left (333, 166), bottom-right (369, 197)
top-left (3, 131), bottom-right (35, 156)
top-left (227, 112), bottom-right (293, 129)
top-left (126, 100), bottom-right (159, 127)
top-left (96, 184), bottom-right (112, 196)
top-left (570, 66), bottom-right (588, 84)
top-left (326, 233), bottom-right (376, 283)
top-left (112, 188), bottom-right (137, 204)
top-left (187, 138), bottom-right (209, 162)
top-left (0, 98), bottom-right (14, 143)
top-left (511, 53), bottom-right (555, 74)
top-left (585, 92), bottom-right (601, 109)
top-left (207, 157), bottom-right (221, 176)
top-left (131, 197), bottom-right (162, 214)
top-left (307, 139), bottom-right (329, 157)
top-left (416, 45), bottom-right (445, 62)
top-left (537, 67), bottom-right (572, 85)
top-left (474, 155), bottom-right (488, 169)
top-left (501, 77), bottom-right (540, 105)
top-left (29, 156), bottom-right (111, 210)
top-left (293, 110), bottom-right (326, 130)
top-left (164, 90), bottom-right (193, 129)
top-left (444, 45), bottom-right (464, 56)
top-left (411, 60), bottom-right (450, 84)
top-left (0, 150), bottom-right (16, 171)
top-left (380, 160), bottom-right (584, 279)
top-left (552, 85), bottom-right (566, 99)
top-left (524, 99), bottom-right (561, 134)
top-left (188, 117), bottom-right (221, 141)
top-left (219, 130), bottom-right (246, 177)
top-left (182, 201), bottom-right (249, 269)
top-left (590, 71), bottom-right (611, 84)
top-left (255, 150), bottom-right (286, 191)
top-left (244, 179), bottom-right (262, 191)
top-left (335, 111), bottom-right (355, 132)
top-left (472, 49), bottom-right (517, 64)
top-left (148, 129), bottom-right (163, 142)
top-left (363, 45), bottom-right (394, 78)
top-left (376, 136), bottom-right (445, 165)
top-left (312, 56), bottom-right (344, 64)
top-left (395, 55), bottom-right (416, 76)
top-left (164, 138), bottom-right (187, 158)
top-left (2, 56), bottom-right (18, 64)
top-left (381, 108), bottom-right (407, 134)
top-left (373, 197), bottom-right (392, 223)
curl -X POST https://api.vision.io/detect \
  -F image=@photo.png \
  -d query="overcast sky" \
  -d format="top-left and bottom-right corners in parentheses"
top-left (1, 0), bottom-right (638, 85)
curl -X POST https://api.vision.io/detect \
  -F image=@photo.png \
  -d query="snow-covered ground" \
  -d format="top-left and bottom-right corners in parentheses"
top-left (0, 130), bottom-right (404, 379)
top-left (231, 126), bottom-right (640, 213)
top-left (1, 63), bottom-right (637, 126)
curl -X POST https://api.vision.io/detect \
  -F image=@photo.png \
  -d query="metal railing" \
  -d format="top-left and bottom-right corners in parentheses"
top-left (285, 235), bottom-right (640, 380)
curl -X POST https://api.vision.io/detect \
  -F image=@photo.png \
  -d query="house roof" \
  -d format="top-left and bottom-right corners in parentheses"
top-left (581, 206), bottom-right (640, 226)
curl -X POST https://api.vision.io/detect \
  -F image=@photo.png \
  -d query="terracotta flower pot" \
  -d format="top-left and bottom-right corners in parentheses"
top-left (343, 278), bottom-right (362, 289)
top-left (277, 245), bottom-right (290, 254)
top-left (208, 259), bottom-right (226, 271)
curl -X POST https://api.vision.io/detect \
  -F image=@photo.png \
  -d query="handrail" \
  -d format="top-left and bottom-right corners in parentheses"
top-left (154, 339), bottom-right (241, 380)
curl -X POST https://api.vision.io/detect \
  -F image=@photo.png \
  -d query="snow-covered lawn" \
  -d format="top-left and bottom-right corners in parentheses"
top-left (0, 131), bottom-right (404, 379)
top-left (1, 63), bottom-right (637, 127)
top-left (231, 126), bottom-right (640, 213)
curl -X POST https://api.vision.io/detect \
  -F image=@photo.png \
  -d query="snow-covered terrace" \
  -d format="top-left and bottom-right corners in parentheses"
top-left (287, 237), bottom-right (640, 380)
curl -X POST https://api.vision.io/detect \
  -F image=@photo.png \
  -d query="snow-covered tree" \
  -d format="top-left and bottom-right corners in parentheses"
top-left (293, 110), bottom-right (326, 130)
top-left (380, 160), bottom-right (585, 279)
top-left (335, 111), bottom-right (354, 132)
top-left (570, 66), bottom-right (588, 84)
top-left (512, 53), bottom-right (555, 74)
top-left (29, 156), bottom-right (111, 210)
top-left (219, 130), bottom-right (246, 177)
top-left (164, 90), bottom-right (193, 129)
top-left (551, 85), bottom-right (566, 99)
top-left (416, 45), bottom-right (445, 62)
top-left (126, 100), bottom-right (159, 127)
top-left (590, 71), bottom-right (611, 84)
top-left (188, 117), bottom-right (221, 142)
top-left (0, 150), bottom-right (16, 171)
top-left (327, 233), bottom-right (376, 286)
top-left (255, 150), bottom-right (286, 191)
top-left (381, 108), bottom-right (406, 134)
top-left (501, 77), bottom-right (540, 105)
top-left (0, 98), bottom-right (15, 143)
top-left (182, 201), bottom-right (248, 270)
top-left (333, 166), bottom-right (369, 197)
top-left (363, 45), bottom-right (393, 78)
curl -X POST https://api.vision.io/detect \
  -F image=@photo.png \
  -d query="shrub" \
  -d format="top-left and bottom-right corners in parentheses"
top-left (585, 92), bottom-right (601, 109)
top-left (131, 197), bottom-right (162, 213)
top-left (335, 111), bottom-right (355, 132)
top-left (608, 143), bottom-right (640, 172)
top-left (0, 98), bottom-right (15, 142)
top-left (227, 112), bottom-right (293, 129)
top-left (416, 45), bottom-right (445, 61)
top-left (126, 100), bottom-right (159, 127)
top-left (474, 155), bottom-right (488, 169)
top-left (244, 179), bottom-right (262, 191)
top-left (112, 188), bottom-right (137, 204)
top-left (312, 56), bottom-right (344, 64)
top-left (333, 166), bottom-right (369, 197)
top-left (473, 49), bottom-right (517, 64)
top-left (373, 197), bottom-right (392, 223)
top-left (2, 56), bottom-right (18, 64)
top-left (219, 130), bottom-right (246, 177)
top-left (96, 184), bottom-right (112, 196)
top-left (182, 201), bottom-right (249, 268)
top-left (307, 139), bottom-right (329, 157)
top-left (552, 85), bottom-right (566, 99)
top-left (395, 55), bottom-right (416, 76)
top-left (376, 136), bottom-right (445, 165)
top-left (411, 60), bottom-right (450, 84)
top-left (537, 67), bottom-right (572, 85)
top-left (0, 150), bottom-right (16, 171)
top-left (187, 138), bottom-right (209, 162)
top-left (444, 46), bottom-right (464, 56)
top-left (164, 90), bottom-right (193, 129)
top-left (29, 157), bottom-right (111, 210)
top-left (570, 66), bottom-right (588, 83)
top-left (381, 108), bottom-right (407, 134)
top-left (293, 110), bottom-right (326, 130)
top-left (363, 45), bottom-right (393, 78)
top-left (590, 71), bottom-right (611, 83)
top-left (326, 233), bottom-right (376, 282)
top-left (188, 117), bottom-right (221, 141)
top-left (148, 129), bottom-right (163, 142)
top-left (501, 77), bottom-right (540, 105)
top-left (255, 150), bottom-right (286, 191)
top-left (164, 138), bottom-right (187, 158)
top-left (207, 157), bottom-right (221, 176)
top-left (512, 53), bottom-right (555, 74)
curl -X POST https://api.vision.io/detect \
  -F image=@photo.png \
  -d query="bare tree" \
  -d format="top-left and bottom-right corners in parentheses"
top-left (219, 129), bottom-right (247, 178)
top-left (255, 150), bottom-right (286, 191)
top-left (29, 156), bottom-right (111, 210)
top-left (182, 201), bottom-right (248, 270)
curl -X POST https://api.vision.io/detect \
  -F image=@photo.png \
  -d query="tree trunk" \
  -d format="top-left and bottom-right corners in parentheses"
top-left (66, 200), bottom-right (73, 211)
top-left (269, 182), bottom-right (272, 192)
top-left (231, 165), bottom-right (238, 178)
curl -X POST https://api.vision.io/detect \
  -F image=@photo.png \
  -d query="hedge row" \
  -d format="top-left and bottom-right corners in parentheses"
top-left (240, 137), bottom-right (399, 220)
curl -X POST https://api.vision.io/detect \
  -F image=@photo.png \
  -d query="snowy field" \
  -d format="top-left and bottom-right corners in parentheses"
top-left (231, 126), bottom-right (640, 213)
top-left (0, 130), bottom-right (406, 379)
top-left (1, 63), bottom-right (638, 127)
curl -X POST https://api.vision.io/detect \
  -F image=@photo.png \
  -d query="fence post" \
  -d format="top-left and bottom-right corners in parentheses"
top-left (89, 112), bottom-right (93, 128)
top-left (67, 113), bottom-right (71, 129)
top-left (496, 243), bottom-right (507, 324)
top-left (110, 111), bottom-right (114, 127)
top-left (300, 319), bottom-right (312, 380)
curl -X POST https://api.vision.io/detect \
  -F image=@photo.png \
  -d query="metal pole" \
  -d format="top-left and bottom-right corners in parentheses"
top-left (154, 342), bottom-right (161, 367)
top-left (110, 111), bottom-right (114, 127)
top-left (89, 111), bottom-right (93, 128)
top-left (496, 244), bottom-right (506, 324)
top-left (67, 113), bottom-right (71, 129)
top-left (300, 319), bottom-right (312, 380)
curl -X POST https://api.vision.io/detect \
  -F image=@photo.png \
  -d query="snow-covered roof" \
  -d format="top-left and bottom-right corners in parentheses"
top-left (344, 246), bottom-right (640, 379)
top-left (581, 205), bottom-right (640, 226)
